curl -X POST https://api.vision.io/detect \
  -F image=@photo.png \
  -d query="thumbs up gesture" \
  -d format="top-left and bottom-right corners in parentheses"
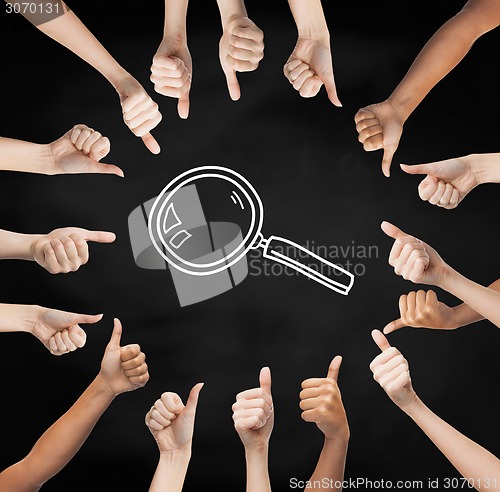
top-left (299, 356), bottom-right (349, 440)
top-left (30, 227), bottom-right (116, 274)
top-left (232, 367), bottom-right (274, 451)
top-left (145, 383), bottom-right (204, 453)
top-left (369, 330), bottom-right (417, 411)
top-left (99, 319), bottom-right (150, 396)
top-left (400, 156), bottom-right (480, 209)
top-left (381, 221), bottom-right (450, 287)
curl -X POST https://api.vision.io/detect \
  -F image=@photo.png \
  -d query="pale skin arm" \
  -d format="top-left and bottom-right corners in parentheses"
top-left (0, 227), bottom-right (115, 274)
top-left (0, 125), bottom-right (123, 176)
top-left (382, 221), bottom-right (500, 330)
top-left (232, 367), bottom-right (274, 492)
top-left (284, 0), bottom-right (341, 105)
top-left (145, 384), bottom-right (203, 492)
top-left (0, 304), bottom-right (102, 355)
top-left (16, 2), bottom-right (161, 153)
top-left (0, 319), bottom-right (149, 492)
top-left (370, 330), bottom-right (500, 491)
top-left (384, 280), bottom-right (500, 334)
top-left (300, 356), bottom-right (349, 491)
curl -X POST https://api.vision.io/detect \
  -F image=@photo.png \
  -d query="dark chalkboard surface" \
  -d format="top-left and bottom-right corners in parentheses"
top-left (1, 1), bottom-right (499, 490)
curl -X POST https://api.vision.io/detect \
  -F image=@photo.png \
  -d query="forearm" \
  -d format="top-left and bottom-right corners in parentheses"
top-left (405, 398), bottom-right (500, 490)
top-left (216, 0), bottom-right (247, 25)
top-left (245, 447), bottom-right (271, 492)
top-left (149, 450), bottom-right (191, 492)
top-left (389, 3), bottom-right (496, 121)
top-left (308, 436), bottom-right (348, 491)
top-left (469, 154), bottom-right (500, 185)
top-left (164, 0), bottom-right (189, 39)
top-left (286, 0), bottom-right (329, 40)
top-left (441, 270), bottom-right (500, 329)
top-left (0, 304), bottom-right (40, 333)
top-left (0, 229), bottom-right (39, 260)
top-left (33, 4), bottom-right (129, 88)
top-left (0, 137), bottom-right (53, 173)
top-left (0, 375), bottom-right (115, 492)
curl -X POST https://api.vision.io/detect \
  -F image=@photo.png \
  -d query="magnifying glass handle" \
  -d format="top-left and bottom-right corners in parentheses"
top-left (260, 236), bottom-right (354, 295)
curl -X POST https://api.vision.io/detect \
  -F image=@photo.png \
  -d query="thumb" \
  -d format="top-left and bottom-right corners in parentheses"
top-left (327, 355), bottom-right (342, 382)
top-left (84, 159), bottom-right (125, 178)
top-left (372, 329), bottom-right (391, 352)
top-left (80, 230), bottom-right (116, 244)
top-left (177, 90), bottom-right (190, 119)
top-left (400, 163), bottom-right (433, 176)
top-left (322, 70), bottom-right (342, 107)
top-left (383, 318), bottom-right (406, 334)
top-left (382, 146), bottom-right (396, 177)
top-left (380, 221), bottom-right (406, 240)
top-left (225, 69), bottom-right (241, 101)
top-left (108, 318), bottom-right (122, 349)
top-left (259, 367), bottom-right (272, 395)
top-left (185, 382), bottom-right (204, 414)
top-left (71, 313), bottom-right (103, 325)
top-left (141, 133), bottom-right (161, 155)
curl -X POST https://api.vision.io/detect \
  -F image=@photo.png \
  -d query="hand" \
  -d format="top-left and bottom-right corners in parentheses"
top-left (232, 367), bottom-right (274, 452)
top-left (30, 227), bottom-right (115, 274)
top-left (145, 383), bottom-right (204, 454)
top-left (370, 330), bottom-right (418, 411)
top-left (384, 290), bottom-right (459, 334)
top-left (299, 356), bottom-right (349, 440)
top-left (31, 307), bottom-right (103, 355)
top-left (284, 37), bottom-right (341, 105)
top-left (47, 124), bottom-right (123, 177)
top-left (355, 100), bottom-right (404, 177)
top-left (400, 156), bottom-right (479, 209)
top-left (99, 318), bottom-right (149, 396)
top-left (219, 16), bottom-right (264, 101)
top-left (115, 76), bottom-right (162, 154)
top-left (151, 37), bottom-right (192, 119)
top-left (381, 221), bottom-right (450, 287)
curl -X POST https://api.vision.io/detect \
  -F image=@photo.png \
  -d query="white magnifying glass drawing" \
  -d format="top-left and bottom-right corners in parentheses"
top-left (148, 166), bottom-right (354, 295)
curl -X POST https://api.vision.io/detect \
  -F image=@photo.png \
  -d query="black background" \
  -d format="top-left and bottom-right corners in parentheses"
top-left (1, 1), bottom-right (499, 490)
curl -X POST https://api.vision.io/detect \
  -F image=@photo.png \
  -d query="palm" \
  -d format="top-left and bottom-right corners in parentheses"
top-left (239, 412), bottom-right (274, 450)
top-left (288, 38), bottom-right (331, 81)
top-left (100, 346), bottom-right (134, 395)
top-left (155, 413), bottom-right (194, 452)
top-left (430, 158), bottom-right (478, 199)
top-left (368, 101), bottom-right (403, 151)
top-left (32, 310), bottom-right (73, 347)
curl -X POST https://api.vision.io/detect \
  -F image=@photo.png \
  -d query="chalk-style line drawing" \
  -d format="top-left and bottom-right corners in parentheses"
top-left (148, 166), bottom-right (355, 295)
top-left (169, 229), bottom-right (193, 250)
top-left (163, 202), bottom-right (183, 236)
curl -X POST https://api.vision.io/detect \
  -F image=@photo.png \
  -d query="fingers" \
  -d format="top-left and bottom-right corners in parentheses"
top-left (233, 387), bottom-right (273, 431)
top-left (259, 367), bottom-right (272, 395)
top-left (299, 377), bottom-right (342, 427)
top-left (419, 176), bottom-right (460, 209)
top-left (70, 125), bottom-right (111, 161)
top-left (284, 60), bottom-right (323, 98)
top-left (236, 387), bottom-right (273, 407)
top-left (224, 68), bottom-right (241, 102)
top-left (372, 329), bottom-right (391, 352)
top-left (120, 342), bottom-right (149, 387)
top-left (145, 392), bottom-right (183, 432)
top-left (327, 355), bottom-right (342, 382)
top-left (108, 318), bottom-right (122, 349)
top-left (68, 324), bottom-right (87, 348)
top-left (161, 391), bottom-right (185, 416)
top-left (151, 54), bottom-right (192, 119)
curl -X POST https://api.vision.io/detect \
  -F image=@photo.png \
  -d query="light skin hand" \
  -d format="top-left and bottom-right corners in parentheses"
top-left (98, 318), bottom-right (150, 397)
top-left (370, 330), bottom-right (418, 411)
top-left (400, 156), bottom-right (480, 209)
top-left (219, 16), bottom-right (265, 101)
top-left (381, 221), bottom-right (450, 287)
top-left (284, 38), bottom-right (341, 105)
top-left (30, 227), bottom-right (116, 274)
top-left (384, 290), bottom-right (459, 334)
top-left (145, 384), bottom-right (204, 454)
top-left (31, 308), bottom-right (103, 355)
top-left (47, 124), bottom-right (123, 177)
top-left (354, 100), bottom-right (404, 177)
top-left (300, 356), bottom-right (349, 440)
top-left (232, 367), bottom-right (274, 452)
top-left (151, 37), bottom-right (192, 119)
top-left (115, 76), bottom-right (162, 154)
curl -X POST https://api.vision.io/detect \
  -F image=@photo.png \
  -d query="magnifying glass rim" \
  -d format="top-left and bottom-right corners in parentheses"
top-left (148, 166), bottom-right (264, 276)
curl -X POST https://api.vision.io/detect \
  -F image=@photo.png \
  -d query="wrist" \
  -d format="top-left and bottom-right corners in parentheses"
top-left (297, 22), bottom-right (329, 42)
top-left (94, 373), bottom-right (119, 400)
top-left (439, 266), bottom-right (461, 292)
top-left (0, 304), bottom-right (42, 334)
top-left (159, 448), bottom-right (192, 463)
top-left (386, 95), bottom-right (410, 123)
top-left (108, 68), bottom-right (134, 92)
top-left (244, 442), bottom-right (269, 457)
top-left (402, 395), bottom-right (425, 419)
top-left (467, 153), bottom-right (500, 185)
top-left (217, 0), bottom-right (247, 27)
top-left (324, 430), bottom-right (350, 446)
